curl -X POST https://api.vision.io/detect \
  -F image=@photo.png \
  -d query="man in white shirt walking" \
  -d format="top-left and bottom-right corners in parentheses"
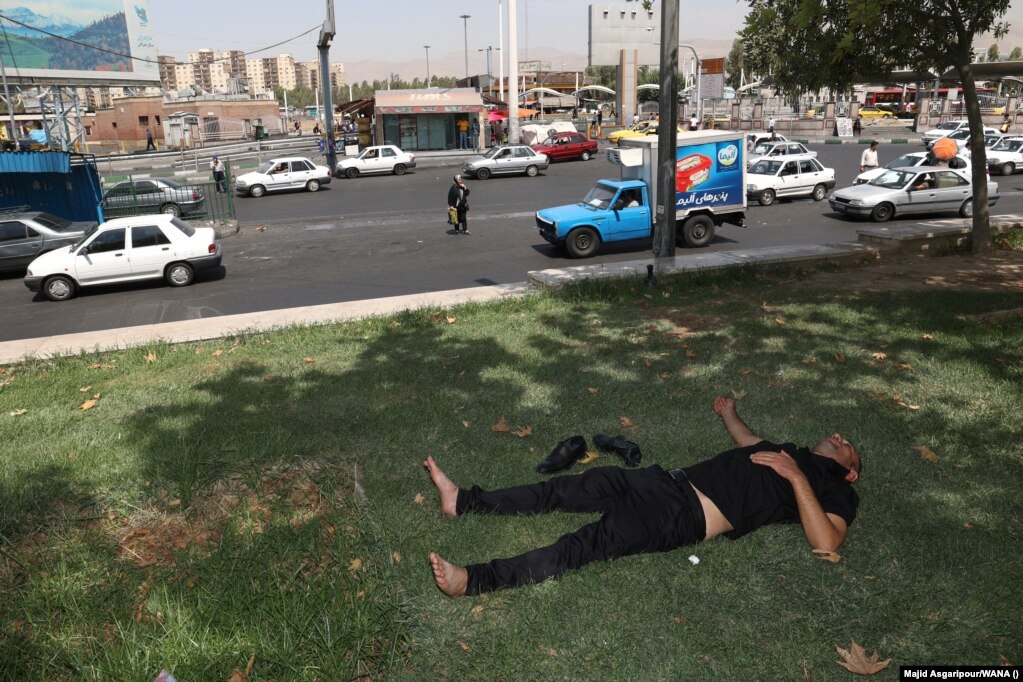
top-left (859, 140), bottom-right (879, 173)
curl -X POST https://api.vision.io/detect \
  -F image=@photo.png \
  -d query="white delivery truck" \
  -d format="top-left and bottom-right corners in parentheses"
top-left (535, 130), bottom-right (747, 257)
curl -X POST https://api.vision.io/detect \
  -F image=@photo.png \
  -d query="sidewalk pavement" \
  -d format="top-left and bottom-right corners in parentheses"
top-left (2, 214), bottom-right (1019, 367)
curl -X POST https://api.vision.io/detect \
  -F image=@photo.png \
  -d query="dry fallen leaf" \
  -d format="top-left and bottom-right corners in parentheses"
top-left (835, 640), bottom-right (891, 675)
top-left (348, 558), bottom-right (363, 573)
top-left (802, 356), bottom-right (816, 365)
top-left (896, 362), bottom-right (913, 371)
top-left (730, 389), bottom-right (747, 400)
top-left (659, 372), bottom-right (672, 380)
top-left (586, 387), bottom-right (600, 395)
top-left (446, 315), bottom-right (457, 325)
top-left (619, 416), bottom-right (636, 428)
top-left (812, 548), bottom-right (843, 564)
top-left (414, 493), bottom-right (425, 505)
top-left (303, 357), bottom-right (316, 364)
top-left (775, 317), bottom-right (786, 326)
top-left (79, 385), bottom-right (91, 392)
top-left (914, 445), bottom-right (939, 463)
top-left (461, 420), bottom-right (470, 429)
top-left (512, 425), bottom-right (532, 438)
top-left (78, 399), bottom-right (98, 411)
top-left (255, 225), bottom-right (267, 232)
top-left (392, 551), bottom-right (402, 564)
top-left (212, 350), bottom-right (223, 357)
top-left (685, 349), bottom-right (697, 359)
top-left (578, 451), bottom-right (600, 465)
top-left (144, 350), bottom-right (157, 363)
top-left (9, 409), bottom-right (27, 417)
top-left (490, 415), bottom-right (510, 433)
top-left (226, 653), bottom-right (256, 682)
top-left (457, 641), bottom-right (471, 652)
top-left (893, 393), bottom-right (921, 410)
top-left (834, 352), bottom-right (847, 363)
top-left (921, 333), bottom-right (934, 341)
top-left (871, 352), bottom-right (887, 361)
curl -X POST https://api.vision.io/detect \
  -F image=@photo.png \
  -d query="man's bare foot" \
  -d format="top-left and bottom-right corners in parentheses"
top-left (423, 456), bottom-right (459, 518)
top-left (429, 552), bottom-right (468, 597)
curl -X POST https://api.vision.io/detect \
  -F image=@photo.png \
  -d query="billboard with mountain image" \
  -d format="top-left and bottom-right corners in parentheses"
top-left (0, 1), bottom-right (157, 83)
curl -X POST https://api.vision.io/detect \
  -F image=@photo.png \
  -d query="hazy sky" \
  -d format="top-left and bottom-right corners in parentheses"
top-left (147, 0), bottom-right (750, 63)
top-left (147, 0), bottom-right (1023, 71)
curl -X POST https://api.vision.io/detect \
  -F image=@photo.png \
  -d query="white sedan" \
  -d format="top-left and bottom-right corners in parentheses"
top-left (746, 155), bottom-right (835, 206)
top-left (24, 214), bottom-right (221, 301)
top-left (336, 145), bottom-right (417, 178)
top-left (234, 156), bottom-right (332, 197)
top-left (854, 151), bottom-right (971, 185)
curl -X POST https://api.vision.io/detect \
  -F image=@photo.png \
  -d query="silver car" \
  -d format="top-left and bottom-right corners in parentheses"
top-left (102, 178), bottom-right (205, 218)
top-left (828, 166), bottom-right (999, 222)
top-left (0, 209), bottom-right (96, 273)
top-left (462, 145), bottom-right (549, 180)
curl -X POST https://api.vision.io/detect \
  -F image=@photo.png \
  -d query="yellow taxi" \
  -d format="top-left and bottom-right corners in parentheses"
top-left (857, 106), bottom-right (895, 119)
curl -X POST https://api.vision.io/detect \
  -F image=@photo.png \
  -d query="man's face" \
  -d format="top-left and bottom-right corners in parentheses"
top-left (813, 434), bottom-right (861, 482)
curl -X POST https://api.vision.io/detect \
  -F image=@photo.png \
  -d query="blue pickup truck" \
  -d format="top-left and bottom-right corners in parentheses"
top-left (535, 131), bottom-right (747, 257)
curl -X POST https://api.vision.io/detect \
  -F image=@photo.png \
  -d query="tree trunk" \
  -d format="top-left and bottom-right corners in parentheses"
top-left (958, 61), bottom-right (993, 253)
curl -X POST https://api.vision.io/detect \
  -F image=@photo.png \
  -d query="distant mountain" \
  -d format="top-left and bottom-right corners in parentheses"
top-left (1, 6), bottom-right (83, 38)
top-left (39, 12), bottom-right (132, 72)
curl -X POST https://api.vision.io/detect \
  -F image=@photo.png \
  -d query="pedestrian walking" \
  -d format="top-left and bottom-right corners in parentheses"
top-left (471, 118), bottom-right (480, 151)
top-left (145, 128), bottom-right (156, 151)
top-left (767, 116), bottom-right (776, 132)
top-left (689, 113), bottom-right (699, 131)
top-left (210, 154), bottom-right (227, 194)
top-left (447, 174), bottom-right (471, 235)
top-left (294, 121), bottom-right (302, 136)
top-left (859, 140), bottom-right (879, 173)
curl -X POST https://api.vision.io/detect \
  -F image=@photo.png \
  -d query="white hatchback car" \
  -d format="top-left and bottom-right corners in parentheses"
top-left (746, 155), bottom-right (836, 206)
top-left (24, 214), bottom-right (221, 301)
top-left (335, 145), bottom-right (417, 178)
top-left (234, 156), bottom-right (333, 197)
top-left (747, 141), bottom-right (815, 166)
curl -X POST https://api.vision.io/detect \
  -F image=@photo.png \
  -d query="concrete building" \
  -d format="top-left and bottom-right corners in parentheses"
top-left (299, 61), bottom-right (346, 91)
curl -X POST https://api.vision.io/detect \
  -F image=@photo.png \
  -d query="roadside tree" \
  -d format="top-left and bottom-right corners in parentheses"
top-left (741, 0), bottom-right (1010, 253)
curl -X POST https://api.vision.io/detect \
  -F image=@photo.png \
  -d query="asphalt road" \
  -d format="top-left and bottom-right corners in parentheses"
top-left (3, 142), bottom-right (1021, 343)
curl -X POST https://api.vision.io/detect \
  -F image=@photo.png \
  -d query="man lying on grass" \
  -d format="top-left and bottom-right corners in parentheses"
top-left (425, 397), bottom-right (861, 597)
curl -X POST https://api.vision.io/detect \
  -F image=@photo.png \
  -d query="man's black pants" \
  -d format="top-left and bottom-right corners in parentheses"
top-left (456, 465), bottom-right (706, 594)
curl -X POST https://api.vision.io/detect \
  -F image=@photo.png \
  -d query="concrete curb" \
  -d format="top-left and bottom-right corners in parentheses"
top-left (0, 283), bottom-right (530, 366)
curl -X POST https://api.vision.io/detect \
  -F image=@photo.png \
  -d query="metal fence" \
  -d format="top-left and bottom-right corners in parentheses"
top-left (100, 169), bottom-right (235, 222)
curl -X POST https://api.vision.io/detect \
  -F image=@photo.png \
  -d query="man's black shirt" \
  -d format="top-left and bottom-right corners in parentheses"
top-left (682, 440), bottom-right (859, 539)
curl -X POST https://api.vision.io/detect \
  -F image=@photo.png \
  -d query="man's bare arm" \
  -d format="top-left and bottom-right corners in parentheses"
top-left (749, 451), bottom-right (848, 551)
top-left (713, 397), bottom-right (762, 447)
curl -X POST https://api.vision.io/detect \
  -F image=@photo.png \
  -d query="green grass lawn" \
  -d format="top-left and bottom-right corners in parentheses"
top-left (1, 269), bottom-right (1021, 680)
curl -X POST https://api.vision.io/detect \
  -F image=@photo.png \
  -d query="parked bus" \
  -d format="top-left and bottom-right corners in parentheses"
top-left (865, 87), bottom-right (995, 114)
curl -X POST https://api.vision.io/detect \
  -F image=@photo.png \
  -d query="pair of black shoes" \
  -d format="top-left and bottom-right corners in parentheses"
top-left (535, 434), bottom-right (642, 474)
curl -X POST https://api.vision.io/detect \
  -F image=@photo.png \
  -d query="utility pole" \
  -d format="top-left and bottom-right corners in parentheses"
top-left (424, 45), bottom-right (431, 86)
top-left (317, 0), bottom-right (337, 172)
top-left (460, 14), bottom-right (471, 79)
top-left (507, 0), bottom-right (519, 144)
top-left (653, 0), bottom-right (679, 259)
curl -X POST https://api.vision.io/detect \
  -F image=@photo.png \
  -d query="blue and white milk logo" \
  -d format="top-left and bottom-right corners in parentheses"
top-left (716, 142), bottom-right (740, 173)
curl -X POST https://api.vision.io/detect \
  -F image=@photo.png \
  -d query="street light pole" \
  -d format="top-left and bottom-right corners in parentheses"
top-left (460, 14), bottom-right (471, 79)
top-left (424, 45), bottom-right (431, 86)
top-left (478, 46), bottom-right (493, 94)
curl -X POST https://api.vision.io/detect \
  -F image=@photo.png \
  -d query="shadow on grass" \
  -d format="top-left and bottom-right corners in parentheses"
top-left (1, 268), bottom-right (1020, 679)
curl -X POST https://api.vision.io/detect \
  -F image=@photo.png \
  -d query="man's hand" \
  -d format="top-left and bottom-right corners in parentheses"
top-left (751, 450), bottom-right (848, 551)
top-left (714, 396), bottom-right (761, 447)
top-left (750, 450), bottom-right (804, 483)
top-left (713, 396), bottom-right (737, 417)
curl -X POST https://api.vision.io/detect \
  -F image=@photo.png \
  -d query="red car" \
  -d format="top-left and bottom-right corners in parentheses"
top-left (531, 131), bottom-right (599, 162)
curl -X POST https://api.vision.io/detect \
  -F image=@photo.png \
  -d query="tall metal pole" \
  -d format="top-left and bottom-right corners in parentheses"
top-left (653, 0), bottom-right (679, 259)
top-left (424, 45), bottom-right (431, 86)
top-left (460, 14), bottom-right (471, 79)
top-left (499, 0), bottom-right (504, 103)
top-left (0, 51), bottom-right (17, 142)
top-left (317, 0), bottom-right (337, 173)
top-left (507, 0), bottom-right (519, 144)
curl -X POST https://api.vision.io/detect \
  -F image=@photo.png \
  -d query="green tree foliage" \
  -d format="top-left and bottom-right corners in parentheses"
top-left (987, 43), bottom-right (1001, 61)
top-left (741, 0), bottom-right (1010, 253)
top-left (725, 38), bottom-right (745, 89)
top-left (1009, 46), bottom-right (1023, 60)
